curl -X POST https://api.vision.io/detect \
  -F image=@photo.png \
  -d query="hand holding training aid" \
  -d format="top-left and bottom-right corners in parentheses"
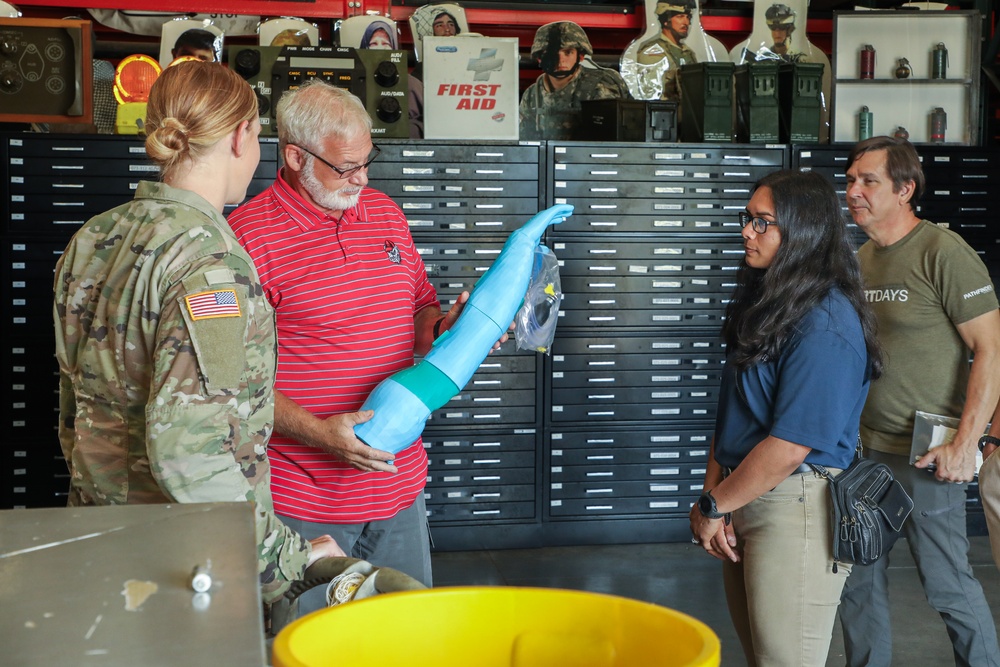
top-left (353, 204), bottom-right (574, 453)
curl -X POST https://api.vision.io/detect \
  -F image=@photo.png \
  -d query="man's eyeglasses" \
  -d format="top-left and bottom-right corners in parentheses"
top-left (296, 144), bottom-right (381, 179)
top-left (738, 210), bottom-right (778, 235)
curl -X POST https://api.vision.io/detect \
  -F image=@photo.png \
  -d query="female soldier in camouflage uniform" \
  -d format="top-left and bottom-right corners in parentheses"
top-left (53, 61), bottom-right (345, 603)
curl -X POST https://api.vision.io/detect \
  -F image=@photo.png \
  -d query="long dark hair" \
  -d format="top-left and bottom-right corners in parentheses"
top-left (723, 169), bottom-right (883, 379)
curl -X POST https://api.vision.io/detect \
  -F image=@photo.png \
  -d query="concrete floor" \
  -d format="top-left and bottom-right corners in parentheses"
top-left (431, 536), bottom-right (1000, 666)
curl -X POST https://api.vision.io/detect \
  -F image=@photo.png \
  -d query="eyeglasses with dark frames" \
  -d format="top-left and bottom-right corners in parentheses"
top-left (296, 143), bottom-right (381, 179)
top-left (738, 210), bottom-right (778, 235)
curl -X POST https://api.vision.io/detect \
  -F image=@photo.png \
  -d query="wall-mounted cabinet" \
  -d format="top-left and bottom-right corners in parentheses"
top-left (831, 10), bottom-right (982, 145)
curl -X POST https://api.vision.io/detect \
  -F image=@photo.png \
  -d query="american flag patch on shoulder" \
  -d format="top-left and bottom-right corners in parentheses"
top-left (184, 289), bottom-right (241, 320)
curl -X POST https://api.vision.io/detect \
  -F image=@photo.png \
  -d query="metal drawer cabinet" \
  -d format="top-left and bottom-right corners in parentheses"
top-left (425, 484), bottom-right (535, 505)
top-left (550, 479), bottom-right (703, 500)
top-left (426, 466), bottom-right (536, 488)
top-left (426, 500), bottom-right (535, 522)
top-left (548, 495), bottom-right (696, 517)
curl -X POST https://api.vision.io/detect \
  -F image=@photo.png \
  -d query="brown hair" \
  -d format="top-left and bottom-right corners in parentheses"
top-left (144, 61), bottom-right (258, 181)
top-left (848, 135), bottom-right (925, 212)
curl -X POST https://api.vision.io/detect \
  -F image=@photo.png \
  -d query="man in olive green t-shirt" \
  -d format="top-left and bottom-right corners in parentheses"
top-left (837, 136), bottom-right (1000, 667)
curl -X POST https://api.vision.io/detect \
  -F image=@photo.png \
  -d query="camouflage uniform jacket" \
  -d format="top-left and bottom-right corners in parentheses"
top-left (519, 66), bottom-right (630, 140)
top-left (635, 36), bottom-right (696, 101)
top-left (53, 181), bottom-right (309, 602)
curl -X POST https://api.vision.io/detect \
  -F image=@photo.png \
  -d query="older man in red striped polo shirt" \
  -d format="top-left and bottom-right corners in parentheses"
top-left (228, 80), bottom-right (459, 615)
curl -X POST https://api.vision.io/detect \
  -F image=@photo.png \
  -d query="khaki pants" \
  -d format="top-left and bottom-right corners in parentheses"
top-left (724, 470), bottom-right (851, 667)
top-left (982, 449), bottom-right (1000, 572)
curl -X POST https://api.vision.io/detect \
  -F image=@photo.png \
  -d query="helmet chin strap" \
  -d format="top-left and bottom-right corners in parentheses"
top-left (545, 61), bottom-right (580, 79)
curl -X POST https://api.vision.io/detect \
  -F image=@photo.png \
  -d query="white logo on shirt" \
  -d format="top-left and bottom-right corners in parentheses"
top-left (865, 288), bottom-right (908, 303)
top-left (963, 285), bottom-right (994, 300)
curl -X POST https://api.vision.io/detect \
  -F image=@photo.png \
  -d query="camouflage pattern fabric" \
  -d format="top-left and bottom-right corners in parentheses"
top-left (635, 36), bottom-right (697, 101)
top-left (519, 67), bottom-right (630, 140)
top-left (53, 181), bottom-right (310, 603)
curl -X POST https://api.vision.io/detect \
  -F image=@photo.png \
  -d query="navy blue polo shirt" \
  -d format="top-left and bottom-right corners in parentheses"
top-left (713, 289), bottom-right (871, 470)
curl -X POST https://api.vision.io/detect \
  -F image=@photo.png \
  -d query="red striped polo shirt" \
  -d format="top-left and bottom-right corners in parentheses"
top-left (227, 171), bottom-right (437, 523)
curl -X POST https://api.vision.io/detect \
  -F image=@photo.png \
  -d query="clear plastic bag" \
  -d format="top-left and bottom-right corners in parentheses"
top-left (515, 245), bottom-right (561, 354)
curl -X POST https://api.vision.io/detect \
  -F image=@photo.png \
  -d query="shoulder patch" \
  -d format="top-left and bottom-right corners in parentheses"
top-left (185, 289), bottom-right (242, 320)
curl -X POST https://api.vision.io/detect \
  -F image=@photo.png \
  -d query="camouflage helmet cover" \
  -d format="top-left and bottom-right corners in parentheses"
top-left (655, 1), bottom-right (693, 17)
top-left (530, 21), bottom-right (593, 60)
top-left (765, 3), bottom-right (796, 28)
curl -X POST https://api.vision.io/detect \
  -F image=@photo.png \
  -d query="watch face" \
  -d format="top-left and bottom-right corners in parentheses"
top-left (698, 493), bottom-right (715, 516)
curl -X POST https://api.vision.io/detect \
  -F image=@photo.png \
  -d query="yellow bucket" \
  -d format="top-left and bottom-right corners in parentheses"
top-left (273, 586), bottom-right (721, 667)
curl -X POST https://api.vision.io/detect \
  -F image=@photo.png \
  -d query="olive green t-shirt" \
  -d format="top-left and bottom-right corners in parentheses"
top-left (858, 220), bottom-right (998, 455)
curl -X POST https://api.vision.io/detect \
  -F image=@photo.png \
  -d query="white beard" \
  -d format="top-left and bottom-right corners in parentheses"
top-left (299, 158), bottom-right (362, 212)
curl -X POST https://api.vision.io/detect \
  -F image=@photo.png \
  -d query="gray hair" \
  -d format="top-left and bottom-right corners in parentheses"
top-left (276, 80), bottom-right (372, 152)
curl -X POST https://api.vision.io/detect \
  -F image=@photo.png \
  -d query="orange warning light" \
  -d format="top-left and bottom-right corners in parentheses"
top-left (113, 54), bottom-right (162, 105)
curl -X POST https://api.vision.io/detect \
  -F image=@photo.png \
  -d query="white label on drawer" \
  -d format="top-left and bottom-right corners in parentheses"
top-left (472, 510), bottom-right (501, 515)
top-left (651, 359), bottom-right (680, 365)
top-left (653, 376), bottom-right (681, 382)
top-left (447, 491), bottom-right (463, 498)
top-left (444, 476), bottom-right (461, 482)
top-left (586, 471), bottom-right (613, 477)
top-left (551, 483), bottom-right (563, 489)
top-left (654, 203), bottom-right (683, 210)
top-left (586, 488), bottom-right (613, 494)
top-left (650, 501), bottom-right (679, 509)
top-left (651, 467), bottom-right (680, 475)
top-left (553, 406), bottom-right (564, 412)
top-left (473, 476), bottom-right (501, 481)
top-left (652, 298), bottom-right (682, 305)
top-left (653, 220), bottom-right (682, 227)
top-left (653, 281), bottom-right (682, 288)
top-left (629, 265), bottom-right (649, 273)
top-left (586, 505), bottom-right (613, 511)
top-left (444, 458), bottom-right (462, 465)
top-left (650, 452), bottom-right (680, 459)
top-left (651, 408), bottom-right (681, 415)
top-left (551, 499), bottom-right (563, 506)
top-left (653, 264), bottom-right (681, 272)
top-left (650, 484), bottom-right (679, 492)
top-left (654, 186), bottom-right (684, 194)
top-left (473, 493), bottom-right (500, 499)
top-left (654, 169), bottom-right (684, 177)
top-left (652, 392), bottom-right (680, 399)
top-left (651, 435), bottom-right (680, 442)
top-left (129, 165), bottom-right (159, 172)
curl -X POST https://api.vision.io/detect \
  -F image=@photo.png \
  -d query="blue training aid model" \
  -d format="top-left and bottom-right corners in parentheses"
top-left (353, 204), bottom-right (574, 453)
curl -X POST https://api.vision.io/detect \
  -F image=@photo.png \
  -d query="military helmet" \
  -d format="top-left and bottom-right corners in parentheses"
top-left (655, 1), bottom-right (693, 17)
top-left (530, 21), bottom-right (593, 61)
top-left (765, 3), bottom-right (796, 28)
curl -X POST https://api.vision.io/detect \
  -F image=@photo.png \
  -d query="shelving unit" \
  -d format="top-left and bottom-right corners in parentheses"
top-left (831, 10), bottom-right (982, 145)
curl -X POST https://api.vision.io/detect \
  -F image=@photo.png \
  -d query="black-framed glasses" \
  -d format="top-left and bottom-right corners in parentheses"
top-left (738, 210), bottom-right (777, 235)
top-left (296, 143), bottom-right (381, 179)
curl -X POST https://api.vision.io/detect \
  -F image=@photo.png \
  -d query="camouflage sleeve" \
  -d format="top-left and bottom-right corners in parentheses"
top-left (519, 81), bottom-right (542, 140)
top-left (140, 239), bottom-right (310, 603)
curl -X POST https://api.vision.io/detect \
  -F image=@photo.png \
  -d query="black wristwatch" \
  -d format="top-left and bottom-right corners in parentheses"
top-left (697, 490), bottom-right (727, 520)
top-left (979, 435), bottom-right (1000, 452)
